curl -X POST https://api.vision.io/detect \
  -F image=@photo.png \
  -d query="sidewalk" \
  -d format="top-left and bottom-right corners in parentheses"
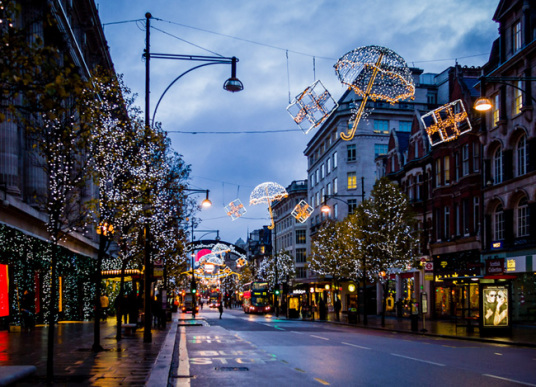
top-left (0, 316), bottom-right (173, 386)
top-left (303, 311), bottom-right (536, 348)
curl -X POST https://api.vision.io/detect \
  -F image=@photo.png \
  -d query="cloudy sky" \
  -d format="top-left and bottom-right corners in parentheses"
top-left (97, 0), bottom-right (499, 244)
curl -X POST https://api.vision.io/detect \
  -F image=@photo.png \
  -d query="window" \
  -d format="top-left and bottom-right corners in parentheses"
top-left (399, 121), bottom-right (412, 132)
top-left (493, 147), bottom-right (504, 184)
top-left (374, 119), bottom-right (389, 132)
top-left (473, 197), bottom-right (480, 235)
top-left (333, 178), bottom-right (338, 194)
top-left (455, 203), bottom-right (460, 236)
top-left (315, 169), bottom-right (319, 183)
top-left (333, 152), bottom-right (338, 169)
top-left (435, 208), bottom-right (442, 241)
top-left (435, 158), bottom-right (442, 187)
top-left (513, 21), bottom-right (522, 52)
top-left (296, 248), bottom-right (307, 263)
top-left (327, 182), bottom-right (332, 196)
top-left (444, 206), bottom-right (450, 240)
top-left (296, 267), bottom-right (307, 278)
top-left (310, 173), bottom-right (314, 187)
top-left (513, 80), bottom-right (523, 115)
top-left (347, 172), bottom-right (357, 189)
top-left (492, 94), bottom-right (500, 126)
top-left (348, 199), bottom-right (357, 215)
top-left (296, 230), bottom-right (306, 244)
top-left (321, 163), bottom-right (325, 179)
top-left (516, 134), bottom-right (527, 176)
top-left (444, 156), bottom-right (450, 185)
top-left (408, 176), bottom-right (414, 200)
top-left (374, 144), bottom-right (388, 158)
top-left (327, 158), bottom-right (331, 174)
top-left (315, 192), bottom-right (320, 206)
top-left (334, 203), bottom-right (338, 218)
top-left (347, 144), bottom-right (357, 162)
top-left (517, 197), bottom-right (529, 237)
top-left (321, 187), bottom-right (325, 203)
top-left (494, 205), bottom-right (505, 241)
top-left (462, 144), bottom-right (469, 176)
top-left (454, 152), bottom-right (459, 182)
top-left (472, 143), bottom-right (480, 172)
top-left (463, 199), bottom-right (470, 236)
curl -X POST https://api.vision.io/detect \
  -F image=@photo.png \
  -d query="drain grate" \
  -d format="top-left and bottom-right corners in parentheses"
top-left (215, 367), bottom-right (249, 372)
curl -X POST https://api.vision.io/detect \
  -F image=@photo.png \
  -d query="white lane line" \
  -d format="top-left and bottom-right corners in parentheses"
top-left (483, 374), bottom-right (536, 386)
top-left (175, 326), bottom-right (191, 387)
top-left (341, 342), bottom-right (371, 350)
top-left (310, 335), bottom-right (330, 341)
top-left (390, 353), bottom-right (445, 366)
top-left (290, 331), bottom-right (305, 334)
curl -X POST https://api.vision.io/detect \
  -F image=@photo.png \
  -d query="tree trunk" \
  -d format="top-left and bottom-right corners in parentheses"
top-left (46, 241), bottom-right (59, 383)
top-left (381, 281), bottom-right (388, 327)
top-left (116, 259), bottom-right (128, 341)
top-left (92, 235), bottom-right (106, 352)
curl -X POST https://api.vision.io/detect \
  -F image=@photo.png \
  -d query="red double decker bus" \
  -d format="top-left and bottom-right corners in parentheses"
top-left (242, 282), bottom-right (271, 314)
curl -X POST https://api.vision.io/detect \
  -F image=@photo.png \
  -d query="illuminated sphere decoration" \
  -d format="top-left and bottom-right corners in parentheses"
top-left (287, 80), bottom-right (339, 134)
top-left (250, 182), bottom-right (289, 230)
top-left (334, 45), bottom-right (415, 141)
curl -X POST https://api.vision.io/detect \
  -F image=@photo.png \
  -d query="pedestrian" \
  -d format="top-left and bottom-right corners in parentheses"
top-left (334, 296), bottom-right (341, 322)
top-left (20, 289), bottom-right (35, 332)
top-left (200, 299), bottom-right (204, 310)
top-left (100, 293), bottom-right (109, 322)
top-left (396, 298), bottom-right (404, 319)
top-left (218, 301), bottom-right (223, 319)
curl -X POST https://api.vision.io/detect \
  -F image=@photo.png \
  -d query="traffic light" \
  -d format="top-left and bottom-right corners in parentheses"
top-left (192, 288), bottom-right (197, 294)
top-left (274, 289), bottom-right (280, 296)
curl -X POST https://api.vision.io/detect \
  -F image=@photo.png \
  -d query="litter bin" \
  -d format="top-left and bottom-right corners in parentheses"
top-left (348, 309), bottom-right (358, 324)
top-left (410, 315), bottom-right (418, 332)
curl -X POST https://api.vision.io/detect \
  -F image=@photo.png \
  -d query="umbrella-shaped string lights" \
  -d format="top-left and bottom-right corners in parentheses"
top-left (334, 45), bottom-right (415, 141)
top-left (250, 182), bottom-right (288, 230)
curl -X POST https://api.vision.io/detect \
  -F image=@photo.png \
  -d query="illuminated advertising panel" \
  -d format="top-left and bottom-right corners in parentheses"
top-left (482, 285), bottom-right (508, 327)
top-left (0, 264), bottom-right (9, 317)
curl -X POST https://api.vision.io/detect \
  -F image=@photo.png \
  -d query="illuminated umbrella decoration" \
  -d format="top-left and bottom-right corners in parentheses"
top-left (249, 182), bottom-right (288, 230)
top-left (334, 45), bottom-right (415, 141)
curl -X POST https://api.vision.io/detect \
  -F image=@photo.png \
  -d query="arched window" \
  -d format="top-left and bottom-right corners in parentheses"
top-left (494, 204), bottom-right (505, 241)
top-left (516, 134), bottom-right (528, 177)
top-left (493, 147), bottom-right (503, 184)
top-left (517, 197), bottom-right (529, 237)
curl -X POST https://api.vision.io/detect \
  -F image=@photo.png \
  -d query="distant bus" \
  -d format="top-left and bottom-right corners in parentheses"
top-left (181, 292), bottom-right (199, 313)
top-left (242, 282), bottom-right (271, 314)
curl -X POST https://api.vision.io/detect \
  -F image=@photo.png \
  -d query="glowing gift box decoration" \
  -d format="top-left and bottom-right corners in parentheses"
top-left (291, 200), bottom-right (314, 223)
top-left (287, 80), bottom-right (338, 134)
top-left (225, 198), bottom-right (246, 220)
top-left (421, 99), bottom-right (472, 146)
top-left (236, 257), bottom-right (248, 268)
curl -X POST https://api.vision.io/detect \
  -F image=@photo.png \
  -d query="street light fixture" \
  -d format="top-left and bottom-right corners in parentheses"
top-left (473, 76), bottom-right (536, 112)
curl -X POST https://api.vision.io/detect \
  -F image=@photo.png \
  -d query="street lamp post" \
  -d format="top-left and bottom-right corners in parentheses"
top-left (143, 11), bottom-right (240, 342)
top-left (474, 76), bottom-right (536, 112)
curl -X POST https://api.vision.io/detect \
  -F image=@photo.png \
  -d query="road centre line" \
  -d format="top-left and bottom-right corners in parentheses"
top-left (390, 353), bottom-right (445, 366)
top-left (483, 374), bottom-right (536, 386)
top-left (310, 335), bottom-right (329, 341)
top-left (314, 377), bottom-right (330, 385)
top-left (290, 331), bottom-right (304, 334)
top-left (341, 342), bottom-right (371, 350)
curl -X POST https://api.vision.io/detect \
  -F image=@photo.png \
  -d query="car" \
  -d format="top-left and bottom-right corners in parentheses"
top-left (209, 301), bottom-right (219, 308)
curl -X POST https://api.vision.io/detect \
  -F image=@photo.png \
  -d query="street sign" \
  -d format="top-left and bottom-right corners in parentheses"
top-left (424, 262), bottom-right (434, 271)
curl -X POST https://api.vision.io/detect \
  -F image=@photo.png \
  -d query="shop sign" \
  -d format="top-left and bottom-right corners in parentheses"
top-left (485, 258), bottom-right (504, 276)
top-left (505, 256), bottom-right (531, 273)
top-left (424, 262), bottom-right (433, 272)
top-left (292, 289), bottom-right (306, 295)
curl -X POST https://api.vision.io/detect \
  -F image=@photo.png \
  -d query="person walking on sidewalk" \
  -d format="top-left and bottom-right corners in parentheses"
top-left (218, 302), bottom-right (223, 319)
top-left (100, 293), bottom-right (109, 322)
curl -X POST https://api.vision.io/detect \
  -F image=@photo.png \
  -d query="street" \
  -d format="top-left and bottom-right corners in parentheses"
top-left (175, 307), bottom-right (536, 387)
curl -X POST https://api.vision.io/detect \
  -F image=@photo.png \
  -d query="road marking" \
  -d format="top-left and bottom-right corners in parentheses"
top-left (295, 368), bottom-right (306, 373)
top-left (175, 326), bottom-right (191, 387)
top-left (314, 377), bottom-right (330, 385)
top-left (341, 342), bottom-right (371, 350)
top-left (290, 331), bottom-right (304, 334)
top-left (390, 353), bottom-right (445, 366)
top-left (310, 335), bottom-right (329, 341)
top-left (483, 374), bottom-right (536, 386)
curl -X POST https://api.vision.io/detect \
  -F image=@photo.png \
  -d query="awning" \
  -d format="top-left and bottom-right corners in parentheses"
top-left (484, 274), bottom-right (517, 280)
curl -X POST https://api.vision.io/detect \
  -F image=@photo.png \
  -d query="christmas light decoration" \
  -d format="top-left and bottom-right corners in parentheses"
top-left (250, 182), bottom-right (288, 230)
top-left (225, 199), bottom-right (246, 220)
top-left (334, 45), bottom-right (415, 141)
top-left (287, 80), bottom-right (338, 134)
top-left (236, 257), bottom-right (247, 268)
top-left (291, 200), bottom-right (314, 223)
top-left (421, 99), bottom-right (471, 146)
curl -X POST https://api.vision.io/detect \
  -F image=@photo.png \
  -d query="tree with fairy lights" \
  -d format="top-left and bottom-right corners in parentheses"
top-left (357, 177), bottom-right (419, 326)
top-left (258, 250), bottom-right (296, 292)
